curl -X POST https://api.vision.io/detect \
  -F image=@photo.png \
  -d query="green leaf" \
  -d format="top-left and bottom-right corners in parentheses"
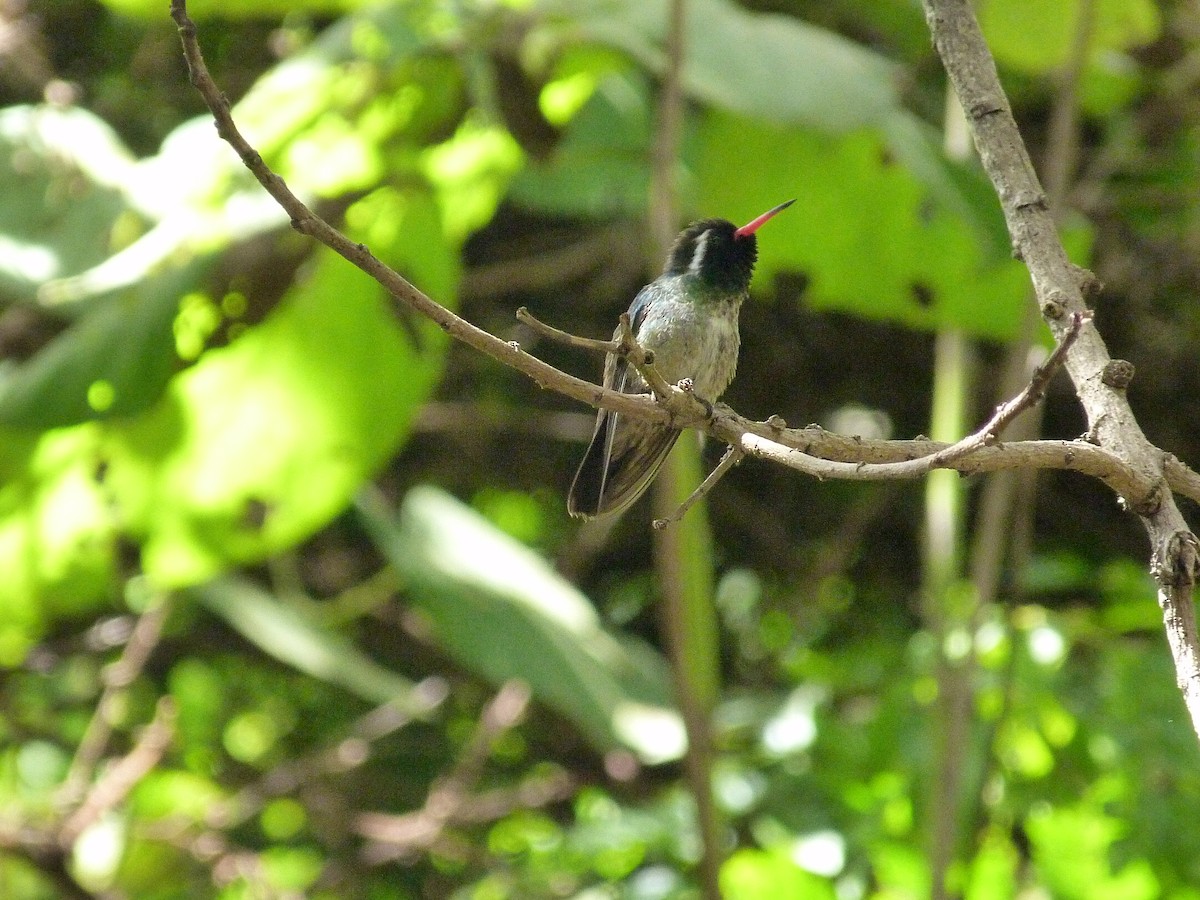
top-left (0, 259), bottom-right (206, 428)
top-left (980, 0), bottom-right (1160, 74)
top-left (721, 848), bottom-right (837, 900)
top-left (1026, 803), bottom-right (1160, 900)
top-left (188, 576), bottom-right (421, 708)
top-left (0, 105), bottom-right (145, 304)
top-left (102, 192), bottom-right (452, 587)
top-left (694, 113), bottom-right (1033, 339)
top-left (0, 426), bottom-right (114, 665)
top-left (553, 0), bottom-right (895, 129)
top-left (542, 0), bottom-right (991, 231)
top-left (357, 485), bottom-right (683, 763)
top-left (510, 70), bottom-right (652, 217)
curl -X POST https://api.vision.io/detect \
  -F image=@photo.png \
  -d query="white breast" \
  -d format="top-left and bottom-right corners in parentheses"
top-left (636, 287), bottom-right (742, 401)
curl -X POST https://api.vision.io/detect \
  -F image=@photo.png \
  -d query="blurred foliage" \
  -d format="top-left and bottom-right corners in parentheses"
top-left (1, 0), bottom-right (1199, 897)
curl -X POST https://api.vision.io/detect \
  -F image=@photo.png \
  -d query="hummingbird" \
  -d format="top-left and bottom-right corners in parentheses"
top-left (567, 199), bottom-right (794, 519)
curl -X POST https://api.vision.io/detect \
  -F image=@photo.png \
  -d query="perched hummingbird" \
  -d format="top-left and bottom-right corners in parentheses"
top-left (567, 200), bottom-right (794, 519)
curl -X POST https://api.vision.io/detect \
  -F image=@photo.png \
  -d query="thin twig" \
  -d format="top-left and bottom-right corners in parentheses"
top-left (923, 310), bottom-right (1086, 467)
top-left (58, 597), bottom-right (171, 808)
top-left (654, 446), bottom-right (744, 529)
top-left (169, 0), bottom-right (669, 429)
top-left (516, 307), bottom-right (620, 354)
top-left (617, 312), bottom-right (678, 400)
top-left (59, 697), bottom-right (177, 846)
top-left (751, 310), bottom-right (1084, 484)
top-left (354, 680), bottom-right (531, 864)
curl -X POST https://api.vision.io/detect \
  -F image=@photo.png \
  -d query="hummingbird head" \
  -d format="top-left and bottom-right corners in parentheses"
top-left (664, 199), bottom-right (795, 295)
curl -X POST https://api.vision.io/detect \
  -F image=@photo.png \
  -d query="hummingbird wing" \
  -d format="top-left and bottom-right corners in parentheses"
top-left (566, 291), bottom-right (681, 519)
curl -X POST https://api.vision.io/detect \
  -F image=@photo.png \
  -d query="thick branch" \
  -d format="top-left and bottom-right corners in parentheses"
top-left (923, 0), bottom-right (1200, 738)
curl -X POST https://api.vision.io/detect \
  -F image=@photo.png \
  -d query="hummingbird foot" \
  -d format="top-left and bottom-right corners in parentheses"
top-left (676, 379), bottom-right (716, 418)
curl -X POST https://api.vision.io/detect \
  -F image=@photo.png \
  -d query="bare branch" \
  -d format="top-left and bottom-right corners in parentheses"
top-left (654, 446), bottom-right (744, 529)
top-left (59, 697), bottom-right (177, 847)
top-left (354, 680), bottom-right (532, 865)
top-left (516, 306), bottom-right (620, 355)
top-left (169, 0), bottom-right (670, 430)
top-left (922, 0), bottom-right (1200, 740)
top-left (1166, 455), bottom-right (1200, 507)
top-left (58, 597), bottom-right (171, 808)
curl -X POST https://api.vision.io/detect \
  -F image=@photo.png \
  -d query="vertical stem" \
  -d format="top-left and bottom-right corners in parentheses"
top-left (648, 1), bottom-right (723, 896)
top-left (924, 4), bottom-right (1097, 894)
top-left (923, 83), bottom-right (975, 900)
top-left (923, 327), bottom-right (971, 900)
top-left (649, 0), bottom-right (686, 252)
top-left (655, 441), bottom-right (723, 898)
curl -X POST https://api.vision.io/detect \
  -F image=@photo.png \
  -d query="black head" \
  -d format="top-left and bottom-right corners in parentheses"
top-left (663, 200), bottom-right (794, 294)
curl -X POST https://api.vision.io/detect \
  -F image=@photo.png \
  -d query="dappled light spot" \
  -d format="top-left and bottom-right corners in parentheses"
top-left (71, 814), bottom-right (125, 892)
top-left (612, 702), bottom-right (687, 765)
top-left (174, 291), bottom-right (221, 361)
top-left (223, 709), bottom-right (281, 764)
top-left (791, 830), bottom-right (846, 878)
top-left (221, 290), bottom-right (248, 318)
top-left (540, 71), bottom-right (598, 126)
top-left (87, 379), bottom-right (115, 413)
top-left (761, 687), bottom-right (822, 755)
top-left (1028, 624), bottom-right (1066, 666)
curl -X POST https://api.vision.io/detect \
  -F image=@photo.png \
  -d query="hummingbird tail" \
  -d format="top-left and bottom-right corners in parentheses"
top-left (568, 415), bottom-right (681, 519)
top-left (567, 427), bottom-right (610, 519)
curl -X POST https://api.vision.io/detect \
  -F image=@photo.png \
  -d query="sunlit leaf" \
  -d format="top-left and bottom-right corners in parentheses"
top-left (694, 113), bottom-right (1034, 339)
top-left (980, 0), bottom-right (1160, 74)
top-left (0, 426), bottom-right (113, 664)
top-left (0, 259), bottom-right (208, 428)
top-left (103, 195), bottom-right (451, 586)
top-left (721, 847), bottom-right (836, 900)
top-left (1027, 803), bottom-right (1160, 900)
top-left (542, 0), bottom-right (995, 232)
top-left (357, 485), bottom-right (683, 762)
top-left (189, 576), bottom-right (419, 707)
top-left (0, 105), bottom-right (144, 304)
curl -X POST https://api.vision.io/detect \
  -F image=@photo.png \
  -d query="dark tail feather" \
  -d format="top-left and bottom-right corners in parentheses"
top-left (567, 416), bottom-right (612, 519)
top-left (568, 419), bottom-right (681, 519)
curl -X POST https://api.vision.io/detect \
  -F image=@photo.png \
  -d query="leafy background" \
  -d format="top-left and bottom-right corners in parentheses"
top-left (2, 0), bottom-right (1199, 897)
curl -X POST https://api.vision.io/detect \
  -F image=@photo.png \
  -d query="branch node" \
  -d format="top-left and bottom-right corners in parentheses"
top-left (1014, 190), bottom-right (1049, 211)
top-left (1155, 530), bottom-right (1200, 590)
top-left (968, 99), bottom-right (1004, 119)
top-left (1101, 359), bottom-right (1135, 390)
top-left (1073, 264), bottom-right (1104, 299)
top-left (654, 447), bottom-right (745, 528)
